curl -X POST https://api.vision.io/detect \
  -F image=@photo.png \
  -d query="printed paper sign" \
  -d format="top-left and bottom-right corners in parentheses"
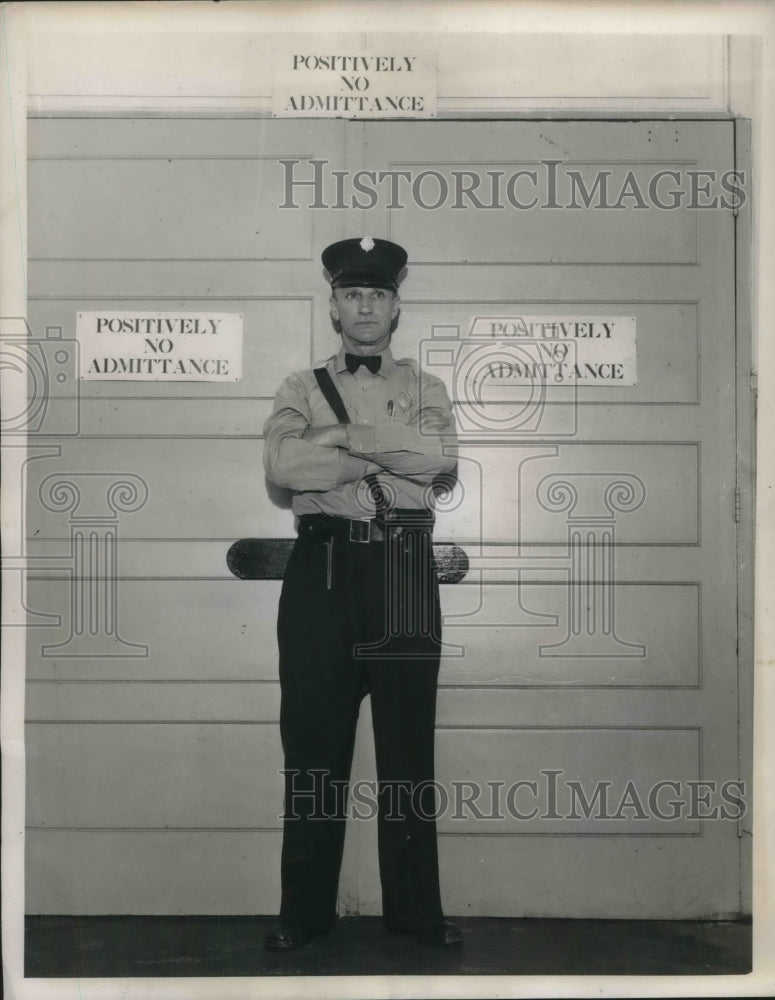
top-left (77, 311), bottom-right (243, 381)
top-left (465, 315), bottom-right (637, 386)
top-left (272, 50), bottom-right (436, 118)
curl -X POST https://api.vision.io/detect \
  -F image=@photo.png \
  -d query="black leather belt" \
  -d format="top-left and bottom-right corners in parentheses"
top-left (298, 512), bottom-right (434, 545)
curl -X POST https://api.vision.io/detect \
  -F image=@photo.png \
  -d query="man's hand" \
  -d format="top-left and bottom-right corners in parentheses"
top-left (302, 424), bottom-right (351, 448)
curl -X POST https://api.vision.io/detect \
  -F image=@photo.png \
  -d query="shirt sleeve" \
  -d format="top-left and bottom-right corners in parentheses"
top-left (345, 372), bottom-right (458, 479)
top-left (263, 372), bottom-right (381, 490)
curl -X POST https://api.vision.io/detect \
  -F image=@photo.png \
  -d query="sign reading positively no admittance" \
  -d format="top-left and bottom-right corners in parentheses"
top-left (272, 50), bottom-right (437, 118)
top-left (466, 315), bottom-right (637, 386)
top-left (77, 311), bottom-right (243, 381)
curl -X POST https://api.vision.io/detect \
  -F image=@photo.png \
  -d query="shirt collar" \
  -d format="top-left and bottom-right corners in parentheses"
top-left (334, 344), bottom-right (394, 378)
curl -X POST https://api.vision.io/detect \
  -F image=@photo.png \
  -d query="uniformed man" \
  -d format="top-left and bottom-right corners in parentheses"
top-left (263, 237), bottom-right (461, 949)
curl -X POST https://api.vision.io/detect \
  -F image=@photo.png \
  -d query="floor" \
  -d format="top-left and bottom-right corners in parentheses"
top-left (25, 914), bottom-right (752, 978)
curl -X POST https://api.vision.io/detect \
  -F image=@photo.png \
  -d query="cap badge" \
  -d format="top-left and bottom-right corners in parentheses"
top-left (360, 236), bottom-right (375, 252)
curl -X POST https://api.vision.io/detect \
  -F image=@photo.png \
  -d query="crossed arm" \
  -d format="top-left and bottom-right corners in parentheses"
top-left (263, 371), bottom-right (457, 492)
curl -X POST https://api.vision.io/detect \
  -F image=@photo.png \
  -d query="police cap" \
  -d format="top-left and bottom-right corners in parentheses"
top-left (322, 237), bottom-right (407, 291)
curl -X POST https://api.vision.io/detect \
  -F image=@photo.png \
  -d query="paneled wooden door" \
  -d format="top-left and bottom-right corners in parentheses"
top-left (25, 118), bottom-right (746, 919)
top-left (341, 120), bottom-right (744, 919)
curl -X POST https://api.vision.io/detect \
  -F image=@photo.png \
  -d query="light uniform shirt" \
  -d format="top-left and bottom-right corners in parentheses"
top-left (263, 345), bottom-right (458, 518)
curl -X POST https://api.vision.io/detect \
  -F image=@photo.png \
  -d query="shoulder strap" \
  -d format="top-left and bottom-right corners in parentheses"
top-left (313, 366), bottom-right (389, 516)
top-left (313, 367), bottom-right (351, 425)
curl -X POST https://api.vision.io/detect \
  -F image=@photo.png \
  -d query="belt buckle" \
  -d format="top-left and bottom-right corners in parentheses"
top-left (349, 519), bottom-right (371, 543)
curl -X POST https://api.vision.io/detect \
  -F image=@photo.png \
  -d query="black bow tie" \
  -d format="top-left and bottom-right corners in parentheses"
top-left (345, 353), bottom-right (382, 375)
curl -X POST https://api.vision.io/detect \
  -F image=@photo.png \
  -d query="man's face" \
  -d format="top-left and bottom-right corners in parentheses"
top-left (329, 286), bottom-right (400, 353)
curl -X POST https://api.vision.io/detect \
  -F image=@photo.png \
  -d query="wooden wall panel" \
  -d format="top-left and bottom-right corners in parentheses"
top-left (26, 723), bottom-right (284, 829)
top-left (440, 583), bottom-right (700, 687)
top-left (25, 720), bottom-right (699, 833)
top-left (26, 579), bottom-right (282, 681)
top-left (26, 831), bottom-right (282, 915)
top-left (26, 681), bottom-right (282, 722)
top-left (25, 576), bottom-right (701, 688)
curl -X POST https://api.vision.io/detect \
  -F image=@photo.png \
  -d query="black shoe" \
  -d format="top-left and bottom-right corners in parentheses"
top-left (264, 924), bottom-right (313, 950)
top-left (416, 921), bottom-right (463, 948)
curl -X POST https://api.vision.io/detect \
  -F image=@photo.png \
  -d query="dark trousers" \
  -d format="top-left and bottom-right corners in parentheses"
top-left (277, 514), bottom-right (444, 935)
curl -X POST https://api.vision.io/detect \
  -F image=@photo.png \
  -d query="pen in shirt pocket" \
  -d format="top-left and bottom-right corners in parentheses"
top-left (387, 399), bottom-right (394, 422)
